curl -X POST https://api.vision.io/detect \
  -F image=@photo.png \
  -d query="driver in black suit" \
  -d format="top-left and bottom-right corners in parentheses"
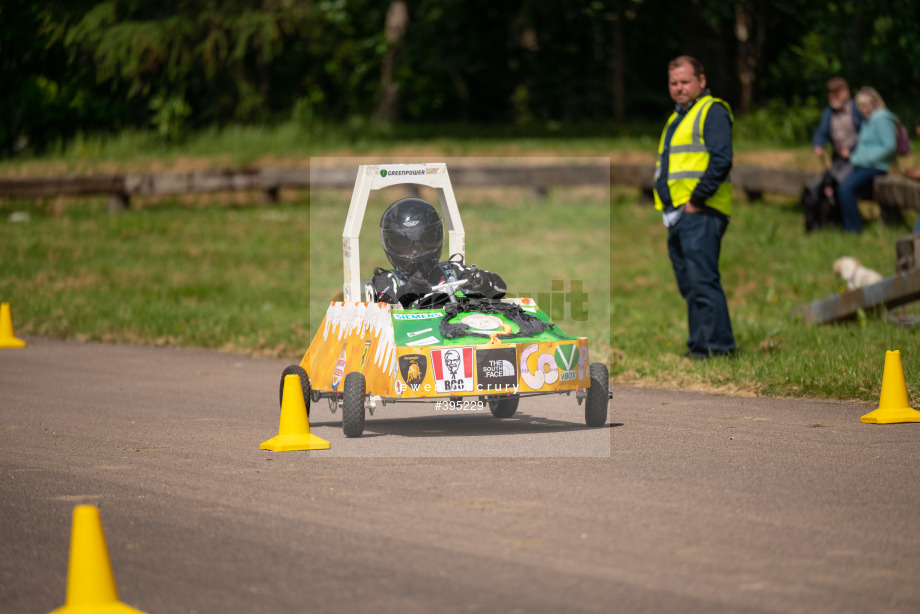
top-left (371, 197), bottom-right (506, 308)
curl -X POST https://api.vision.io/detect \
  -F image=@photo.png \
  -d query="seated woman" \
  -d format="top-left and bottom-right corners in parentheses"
top-left (371, 197), bottom-right (506, 308)
top-left (837, 86), bottom-right (898, 233)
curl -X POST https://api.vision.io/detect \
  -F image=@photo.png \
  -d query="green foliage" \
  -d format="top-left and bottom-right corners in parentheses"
top-left (0, 1), bottom-right (110, 155)
top-left (765, 0), bottom-right (920, 124)
top-left (149, 93), bottom-right (192, 143)
top-left (734, 99), bottom-right (823, 146)
top-left (4, 0), bottom-right (920, 157)
top-left (290, 91), bottom-right (328, 134)
top-left (790, 32), bottom-right (842, 75)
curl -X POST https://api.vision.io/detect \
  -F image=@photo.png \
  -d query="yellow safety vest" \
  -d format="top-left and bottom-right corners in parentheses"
top-left (654, 95), bottom-right (733, 216)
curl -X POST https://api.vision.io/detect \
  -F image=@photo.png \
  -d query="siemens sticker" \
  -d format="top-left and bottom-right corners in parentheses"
top-left (393, 312), bottom-right (443, 320)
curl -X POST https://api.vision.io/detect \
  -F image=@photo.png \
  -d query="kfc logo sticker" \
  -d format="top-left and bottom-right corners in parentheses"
top-left (430, 347), bottom-right (474, 393)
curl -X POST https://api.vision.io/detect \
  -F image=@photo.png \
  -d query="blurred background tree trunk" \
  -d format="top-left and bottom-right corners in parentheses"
top-left (376, 0), bottom-right (408, 122)
top-left (734, 0), bottom-right (765, 114)
top-left (610, 0), bottom-right (625, 122)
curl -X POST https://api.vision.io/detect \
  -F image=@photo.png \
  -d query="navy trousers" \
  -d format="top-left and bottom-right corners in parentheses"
top-left (667, 209), bottom-right (736, 354)
top-left (837, 166), bottom-right (886, 233)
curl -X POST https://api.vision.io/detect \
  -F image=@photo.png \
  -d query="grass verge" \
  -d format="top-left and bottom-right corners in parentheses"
top-left (1, 177), bottom-right (918, 404)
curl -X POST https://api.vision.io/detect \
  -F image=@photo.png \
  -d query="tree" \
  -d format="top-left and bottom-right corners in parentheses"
top-left (376, 0), bottom-right (408, 122)
top-left (3, 0), bottom-right (920, 156)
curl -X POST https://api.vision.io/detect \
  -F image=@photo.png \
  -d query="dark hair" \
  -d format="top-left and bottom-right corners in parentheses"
top-left (826, 76), bottom-right (849, 92)
top-left (669, 55), bottom-right (704, 77)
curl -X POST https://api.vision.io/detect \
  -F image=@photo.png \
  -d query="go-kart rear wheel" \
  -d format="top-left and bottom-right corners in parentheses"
top-left (487, 396), bottom-right (519, 418)
top-left (585, 362), bottom-right (609, 427)
top-left (279, 364), bottom-right (310, 418)
top-left (342, 372), bottom-right (366, 438)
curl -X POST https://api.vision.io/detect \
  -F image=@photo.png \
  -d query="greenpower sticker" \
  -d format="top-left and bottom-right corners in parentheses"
top-left (378, 164), bottom-right (426, 181)
top-left (554, 344), bottom-right (579, 382)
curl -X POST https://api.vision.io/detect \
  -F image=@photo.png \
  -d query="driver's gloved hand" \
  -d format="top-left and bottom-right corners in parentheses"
top-left (465, 268), bottom-right (486, 294)
top-left (405, 271), bottom-right (432, 295)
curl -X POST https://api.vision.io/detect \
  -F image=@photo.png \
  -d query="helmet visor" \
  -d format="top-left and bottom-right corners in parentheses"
top-left (382, 220), bottom-right (442, 258)
top-left (381, 218), bottom-right (443, 263)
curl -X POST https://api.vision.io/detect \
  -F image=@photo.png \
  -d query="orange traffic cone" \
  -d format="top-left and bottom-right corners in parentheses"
top-left (0, 302), bottom-right (26, 348)
top-left (261, 374), bottom-right (330, 451)
top-left (50, 505), bottom-right (147, 614)
top-left (861, 350), bottom-right (920, 424)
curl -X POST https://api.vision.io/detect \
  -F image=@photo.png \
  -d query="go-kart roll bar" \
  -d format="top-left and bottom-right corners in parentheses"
top-left (341, 163), bottom-right (466, 302)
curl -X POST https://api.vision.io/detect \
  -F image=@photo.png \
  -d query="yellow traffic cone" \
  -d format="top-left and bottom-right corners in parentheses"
top-left (50, 505), bottom-right (147, 614)
top-left (861, 350), bottom-right (920, 424)
top-left (261, 374), bottom-right (331, 451)
top-left (0, 302), bottom-right (26, 348)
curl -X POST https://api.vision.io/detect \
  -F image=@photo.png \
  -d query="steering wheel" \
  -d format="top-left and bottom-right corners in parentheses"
top-left (428, 278), bottom-right (468, 303)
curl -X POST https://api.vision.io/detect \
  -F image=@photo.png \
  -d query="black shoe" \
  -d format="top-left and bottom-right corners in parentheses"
top-left (684, 348), bottom-right (736, 361)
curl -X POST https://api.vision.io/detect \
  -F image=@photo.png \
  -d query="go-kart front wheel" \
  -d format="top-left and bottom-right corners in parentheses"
top-left (279, 364), bottom-right (310, 418)
top-left (585, 362), bottom-right (609, 427)
top-left (342, 372), bottom-right (366, 438)
top-left (485, 396), bottom-right (519, 418)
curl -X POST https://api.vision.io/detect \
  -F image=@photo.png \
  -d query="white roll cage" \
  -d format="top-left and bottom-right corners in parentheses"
top-left (341, 163), bottom-right (466, 302)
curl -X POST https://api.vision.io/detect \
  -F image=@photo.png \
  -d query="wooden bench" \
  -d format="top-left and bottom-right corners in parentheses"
top-left (1, 164), bottom-right (919, 216)
top-left (874, 174), bottom-right (920, 225)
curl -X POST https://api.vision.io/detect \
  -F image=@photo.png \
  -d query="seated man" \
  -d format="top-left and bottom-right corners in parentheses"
top-left (371, 197), bottom-right (506, 308)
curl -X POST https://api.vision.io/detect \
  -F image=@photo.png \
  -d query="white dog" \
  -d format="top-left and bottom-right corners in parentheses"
top-left (833, 256), bottom-right (884, 290)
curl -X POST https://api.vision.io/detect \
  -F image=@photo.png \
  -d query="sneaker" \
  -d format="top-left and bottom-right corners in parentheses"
top-left (683, 349), bottom-right (736, 360)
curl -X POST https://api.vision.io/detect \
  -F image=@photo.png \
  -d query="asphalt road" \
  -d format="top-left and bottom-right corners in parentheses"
top-left (2, 338), bottom-right (919, 613)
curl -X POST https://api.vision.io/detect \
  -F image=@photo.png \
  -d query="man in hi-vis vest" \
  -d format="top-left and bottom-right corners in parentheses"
top-left (654, 55), bottom-right (736, 360)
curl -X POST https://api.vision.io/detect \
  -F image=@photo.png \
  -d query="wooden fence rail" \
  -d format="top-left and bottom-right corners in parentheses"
top-left (1, 163), bottom-right (919, 215)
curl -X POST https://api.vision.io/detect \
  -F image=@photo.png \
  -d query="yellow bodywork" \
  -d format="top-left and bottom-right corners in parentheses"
top-left (301, 301), bottom-right (591, 399)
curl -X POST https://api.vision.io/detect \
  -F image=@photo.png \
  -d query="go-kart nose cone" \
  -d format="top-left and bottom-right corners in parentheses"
top-left (380, 197), bottom-right (444, 277)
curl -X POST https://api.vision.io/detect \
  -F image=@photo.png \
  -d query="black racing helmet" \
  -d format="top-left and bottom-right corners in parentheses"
top-left (379, 197), bottom-right (444, 277)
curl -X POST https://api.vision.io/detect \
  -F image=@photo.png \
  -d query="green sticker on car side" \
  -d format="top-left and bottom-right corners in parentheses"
top-left (392, 309), bottom-right (446, 346)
